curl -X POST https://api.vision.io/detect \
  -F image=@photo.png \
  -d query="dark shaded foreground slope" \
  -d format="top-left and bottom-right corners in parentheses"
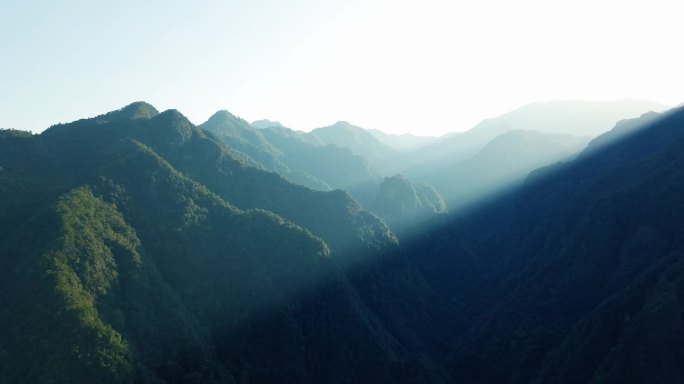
top-left (406, 106), bottom-right (684, 383)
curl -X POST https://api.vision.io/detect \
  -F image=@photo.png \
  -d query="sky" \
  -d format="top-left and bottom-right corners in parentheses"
top-left (1, 0), bottom-right (682, 136)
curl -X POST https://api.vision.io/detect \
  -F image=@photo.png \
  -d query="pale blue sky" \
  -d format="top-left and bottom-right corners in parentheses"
top-left (1, 0), bottom-right (682, 135)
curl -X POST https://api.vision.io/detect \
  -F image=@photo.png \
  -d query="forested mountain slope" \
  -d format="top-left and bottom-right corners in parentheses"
top-left (407, 106), bottom-right (684, 383)
top-left (0, 102), bottom-right (451, 384)
top-left (202, 112), bottom-right (381, 206)
top-left (2, 101), bottom-right (683, 384)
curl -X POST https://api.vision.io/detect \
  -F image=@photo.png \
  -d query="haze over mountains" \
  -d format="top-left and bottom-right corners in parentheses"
top-left (241, 99), bottom-right (665, 215)
top-left (429, 130), bottom-right (591, 211)
top-left (1, 98), bottom-right (682, 383)
top-left (389, 100), bottom-right (668, 177)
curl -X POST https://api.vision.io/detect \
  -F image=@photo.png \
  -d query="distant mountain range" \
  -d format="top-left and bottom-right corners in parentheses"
top-left (392, 99), bottom-right (669, 177)
top-left (309, 121), bottom-right (398, 173)
top-left (249, 101), bottom-right (664, 214)
top-left (430, 129), bottom-right (591, 210)
top-left (367, 129), bottom-right (437, 151)
top-left (201, 112), bottom-right (381, 206)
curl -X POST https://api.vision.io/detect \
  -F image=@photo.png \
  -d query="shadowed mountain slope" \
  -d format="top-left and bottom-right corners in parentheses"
top-left (371, 174), bottom-right (446, 237)
top-left (407, 106), bottom-right (684, 384)
top-left (2, 101), bottom-right (683, 384)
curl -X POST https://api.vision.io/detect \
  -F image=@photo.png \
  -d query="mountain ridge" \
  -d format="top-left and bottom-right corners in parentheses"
top-left (0, 102), bottom-right (454, 383)
top-left (406, 105), bottom-right (684, 383)
top-left (2, 101), bottom-right (683, 383)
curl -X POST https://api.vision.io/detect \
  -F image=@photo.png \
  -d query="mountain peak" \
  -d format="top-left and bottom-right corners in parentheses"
top-left (472, 99), bottom-right (670, 137)
top-left (251, 119), bottom-right (285, 129)
top-left (331, 121), bottom-right (356, 129)
top-left (154, 109), bottom-right (192, 123)
top-left (206, 110), bottom-right (244, 124)
top-left (111, 101), bottom-right (160, 120)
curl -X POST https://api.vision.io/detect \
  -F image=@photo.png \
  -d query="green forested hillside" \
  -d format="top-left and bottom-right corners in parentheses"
top-left (0, 103), bottom-right (450, 383)
top-left (3, 102), bottom-right (684, 384)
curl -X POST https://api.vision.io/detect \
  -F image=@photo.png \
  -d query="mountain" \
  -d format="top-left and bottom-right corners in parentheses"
top-left (470, 99), bottom-right (669, 137)
top-left (250, 119), bottom-right (285, 129)
top-left (259, 124), bottom-right (325, 151)
top-left (430, 130), bottom-right (591, 211)
top-left (367, 129), bottom-right (437, 152)
top-left (202, 110), bottom-right (282, 155)
top-left (4, 100), bottom-right (684, 383)
top-left (0, 103), bottom-right (453, 383)
top-left (257, 124), bottom-right (382, 206)
top-left (371, 174), bottom-right (446, 237)
top-left (406, 106), bottom-right (684, 383)
top-left (397, 99), bottom-right (668, 178)
top-left (201, 113), bottom-right (382, 205)
top-left (310, 121), bottom-right (397, 172)
top-left (583, 111), bottom-right (662, 155)
top-left (198, 110), bottom-right (307, 185)
top-left (284, 144), bottom-right (381, 206)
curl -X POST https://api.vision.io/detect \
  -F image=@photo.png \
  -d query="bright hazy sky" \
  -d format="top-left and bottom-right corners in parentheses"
top-left (1, 0), bottom-right (682, 135)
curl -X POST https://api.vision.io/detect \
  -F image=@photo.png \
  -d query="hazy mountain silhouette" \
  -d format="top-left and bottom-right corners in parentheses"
top-left (310, 121), bottom-right (397, 172)
top-left (430, 130), bottom-right (591, 210)
top-left (258, 124), bottom-right (325, 150)
top-left (257, 124), bottom-right (382, 206)
top-left (200, 111), bottom-right (383, 204)
top-left (470, 99), bottom-right (668, 137)
top-left (250, 118), bottom-right (285, 129)
top-left (396, 99), bottom-right (668, 178)
top-left (367, 129), bottom-right (437, 151)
